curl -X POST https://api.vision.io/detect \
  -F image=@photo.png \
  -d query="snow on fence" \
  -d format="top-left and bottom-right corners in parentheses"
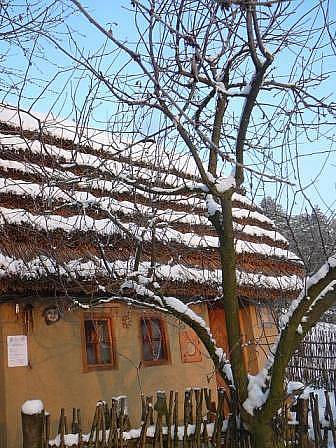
top-left (288, 324), bottom-right (336, 391)
top-left (21, 388), bottom-right (336, 448)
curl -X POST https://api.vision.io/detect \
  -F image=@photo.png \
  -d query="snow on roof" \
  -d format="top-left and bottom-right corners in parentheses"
top-left (0, 104), bottom-right (200, 178)
top-left (0, 252), bottom-right (302, 292)
top-left (0, 104), bottom-right (304, 302)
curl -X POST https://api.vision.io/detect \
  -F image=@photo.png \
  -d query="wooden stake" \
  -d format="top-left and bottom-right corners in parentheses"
top-left (297, 397), bottom-right (309, 448)
top-left (325, 391), bottom-right (336, 446)
top-left (22, 409), bottom-right (44, 448)
top-left (166, 391), bottom-right (174, 448)
top-left (173, 392), bottom-right (179, 448)
top-left (154, 391), bottom-right (166, 448)
top-left (194, 389), bottom-right (202, 448)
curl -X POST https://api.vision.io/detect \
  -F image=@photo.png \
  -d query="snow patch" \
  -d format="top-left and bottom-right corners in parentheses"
top-left (215, 175), bottom-right (235, 193)
top-left (21, 400), bottom-right (44, 415)
top-left (243, 372), bottom-right (270, 415)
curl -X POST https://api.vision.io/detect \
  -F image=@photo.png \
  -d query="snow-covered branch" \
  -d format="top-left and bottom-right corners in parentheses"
top-left (244, 255), bottom-right (336, 418)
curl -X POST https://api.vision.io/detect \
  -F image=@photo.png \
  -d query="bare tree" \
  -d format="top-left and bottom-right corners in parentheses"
top-left (1, 0), bottom-right (336, 446)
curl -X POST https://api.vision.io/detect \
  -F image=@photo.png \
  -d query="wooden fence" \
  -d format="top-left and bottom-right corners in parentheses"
top-left (36, 388), bottom-right (252, 448)
top-left (288, 324), bottom-right (336, 391)
top-left (22, 388), bottom-right (336, 448)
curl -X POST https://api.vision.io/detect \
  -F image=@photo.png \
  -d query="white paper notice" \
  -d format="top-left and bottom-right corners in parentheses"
top-left (7, 335), bottom-right (28, 367)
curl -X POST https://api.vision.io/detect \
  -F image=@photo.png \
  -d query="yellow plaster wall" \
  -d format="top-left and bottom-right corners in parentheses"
top-left (0, 302), bottom-right (216, 448)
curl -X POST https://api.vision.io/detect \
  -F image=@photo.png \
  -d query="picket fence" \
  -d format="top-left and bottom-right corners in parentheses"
top-left (22, 387), bottom-right (336, 448)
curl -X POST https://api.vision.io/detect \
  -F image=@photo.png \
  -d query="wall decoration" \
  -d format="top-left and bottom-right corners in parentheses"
top-left (43, 306), bottom-right (61, 325)
top-left (179, 328), bottom-right (202, 363)
top-left (7, 335), bottom-right (28, 367)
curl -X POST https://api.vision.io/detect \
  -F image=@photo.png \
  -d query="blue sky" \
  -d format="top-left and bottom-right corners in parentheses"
top-left (1, 0), bottom-right (335, 216)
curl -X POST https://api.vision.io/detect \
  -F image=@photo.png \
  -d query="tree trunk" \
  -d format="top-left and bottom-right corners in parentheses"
top-left (250, 420), bottom-right (285, 448)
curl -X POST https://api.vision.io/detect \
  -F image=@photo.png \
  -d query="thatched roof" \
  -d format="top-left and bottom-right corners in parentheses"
top-left (0, 105), bottom-right (304, 304)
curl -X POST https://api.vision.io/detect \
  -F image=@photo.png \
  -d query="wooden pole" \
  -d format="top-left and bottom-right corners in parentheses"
top-left (173, 392), bottom-right (179, 448)
top-left (44, 413), bottom-right (50, 448)
top-left (194, 389), bottom-right (202, 448)
top-left (297, 397), bottom-right (309, 448)
top-left (21, 400), bottom-right (44, 448)
top-left (324, 391), bottom-right (336, 446)
top-left (154, 391), bottom-right (167, 448)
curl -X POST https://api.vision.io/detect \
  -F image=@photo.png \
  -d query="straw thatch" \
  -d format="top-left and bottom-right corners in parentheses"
top-left (0, 105), bottom-right (304, 304)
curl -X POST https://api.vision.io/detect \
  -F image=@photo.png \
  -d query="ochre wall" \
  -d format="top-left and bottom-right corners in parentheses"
top-left (208, 303), bottom-right (277, 376)
top-left (0, 301), bottom-right (217, 448)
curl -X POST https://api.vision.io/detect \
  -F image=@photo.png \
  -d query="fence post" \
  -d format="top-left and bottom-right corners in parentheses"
top-left (297, 397), bottom-right (309, 448)
top-left (21, 400), bottom-right (44, 448)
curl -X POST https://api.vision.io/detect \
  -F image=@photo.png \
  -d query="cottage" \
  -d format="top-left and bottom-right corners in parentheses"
top-left (0, 105), bottom-right (304, 446)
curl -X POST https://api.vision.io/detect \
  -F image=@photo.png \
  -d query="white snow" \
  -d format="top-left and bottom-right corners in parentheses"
top-left (286, 381), bottom-right (305, 396)
top-left (49, 421), bottom-right (218, 446)
top-left (0, 104), bottom-right (202, 178)
top-left (215, 175), bottom-right (236, 193)
top-left (0, 206), bottom-right (299, 262)
top-left (49, 433), bottom-right (90, 447)
top-left (205, 194), bottom-right (221, 217)
top-left (164, 296), bottom-right (209, 329)
top-left (215, 83), bottom-right (248, 96)
top-left (243, 370), bottom-right (271, 415)
top-left (307, 255), bottom-right (336, 289)
top-left (21, 400), bottom-right (44, 415)
top-left (296, 324), bottom-right (303, 335)
top-left (0, 175), bottom-right (287, 244)
top-left (278, 255), bottom-right (336, 330)
top-left (0, 249), bottom-right (302, 294)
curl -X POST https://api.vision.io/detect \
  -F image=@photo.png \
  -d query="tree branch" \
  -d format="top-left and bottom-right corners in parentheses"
top-left (261, 255), bottom-right (336, 419)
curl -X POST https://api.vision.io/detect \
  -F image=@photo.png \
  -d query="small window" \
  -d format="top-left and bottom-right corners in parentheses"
top-left (82, 316), bottom-right (115, 371)
top-left (140, 317), bottom-right (170, 366)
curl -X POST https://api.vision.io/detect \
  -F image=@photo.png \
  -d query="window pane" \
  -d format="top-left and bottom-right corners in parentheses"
top-left (151, 338), bottom-right (164, 360)
top-left (84, 318), bottom-right (113, 366)
top-left (85, 320), bottom-right (96, 344)
top-left (84, 320), bottom-right (98, 364)
top-left (100, 344), bottom-right (112, 364)
top-left (87, 343), bottom-right (97, 365)
top-left (151, 319), bottom-right (162, 339)
top-left (141, 319), bottom-right (151, 361)
top-left (143, 341), bottom-right (153, 361)
top-left (141, 318), bottom-right (167, 362)
top-left (96, 320), bottom-right (112, 364)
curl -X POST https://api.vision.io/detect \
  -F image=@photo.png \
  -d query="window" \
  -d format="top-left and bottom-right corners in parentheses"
top-left (82, 315), bottom-right (115, 371)
top-left (140, 317), bottom-right (170, 366)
